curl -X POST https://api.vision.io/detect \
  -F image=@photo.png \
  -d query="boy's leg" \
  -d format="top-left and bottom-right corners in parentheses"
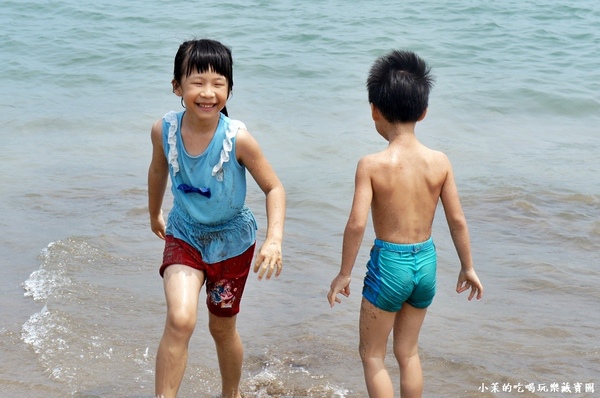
top-left (209, 312), bottom-right (243, 398)
top-left (359, 298), bottom-right (396, 398)
top-left (393, 303), bottom-right (427, 398)
top-left (155, 264), bottom-right (204, 398)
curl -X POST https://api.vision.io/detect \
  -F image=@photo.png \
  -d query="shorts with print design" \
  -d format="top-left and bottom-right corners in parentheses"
top-left (362, 237), bottom-right (436, 311)
top-left (160, 235), bottom-right (255, 317)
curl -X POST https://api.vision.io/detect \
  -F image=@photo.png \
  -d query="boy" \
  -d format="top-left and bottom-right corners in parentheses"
top-left (327, 50), bottom-right (483, 398)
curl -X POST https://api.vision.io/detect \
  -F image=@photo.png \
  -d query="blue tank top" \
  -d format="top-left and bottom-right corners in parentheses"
top-left (162, 111), bottom-right (257, 263)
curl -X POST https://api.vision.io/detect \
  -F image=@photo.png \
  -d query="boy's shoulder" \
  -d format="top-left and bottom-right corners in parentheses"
top-left (357, 150), bottom-right (387, 169)
top-left (423, 145), bottom-right (449, 161)
top-left (358, 144), bottom-right (451, 179)
top-left (362, 143), bottom-right (448, 162)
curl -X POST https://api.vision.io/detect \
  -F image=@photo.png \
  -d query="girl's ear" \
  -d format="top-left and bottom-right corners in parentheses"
top-left (172, 79), bottom-right (182, 96)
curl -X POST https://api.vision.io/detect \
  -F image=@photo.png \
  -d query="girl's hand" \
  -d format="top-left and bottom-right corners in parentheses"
top-left (150, 210), bottom-right (166, 240)
top-left (253, 239), bottom-right (282, 280)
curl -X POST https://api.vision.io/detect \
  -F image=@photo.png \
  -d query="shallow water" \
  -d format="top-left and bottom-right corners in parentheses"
top-left (1, 0), bottom-right (599, 396)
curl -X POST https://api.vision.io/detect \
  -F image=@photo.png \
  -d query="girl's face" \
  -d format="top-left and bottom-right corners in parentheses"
top-left (173, 68), bottom-right (229, 120)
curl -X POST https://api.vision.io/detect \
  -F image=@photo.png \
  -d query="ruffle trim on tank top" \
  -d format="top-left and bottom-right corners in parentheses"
top-left (211, 119), bottom-right (246, 181)
top-left (164, 111), bottom-right (246, 181)
top-left (165, 111), bottom-right (180, 176)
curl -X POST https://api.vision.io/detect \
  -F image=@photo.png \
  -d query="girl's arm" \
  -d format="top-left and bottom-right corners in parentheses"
top-left (236, 129), bottom-right (286, 280)
top-left (148, 120), bottom-right (169, 240)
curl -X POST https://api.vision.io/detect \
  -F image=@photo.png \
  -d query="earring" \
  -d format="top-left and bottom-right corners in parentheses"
top-left (180, 98), bottom-right (185, 109)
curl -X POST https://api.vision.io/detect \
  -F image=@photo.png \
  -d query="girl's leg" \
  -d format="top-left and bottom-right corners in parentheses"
top-left (393, 303), bottom-right (427, 398)
top-left (359, 298), bottom-right (396, 398)
top-left (209, 313), bottom-right (244, 398)
top-left (155, 264), bottom-right (204, 398)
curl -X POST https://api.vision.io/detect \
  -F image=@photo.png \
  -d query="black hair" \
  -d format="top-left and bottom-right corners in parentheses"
top-left (173, 39), bottom-right (233, 116)
top-left (367, 50), bottom-right (434, 123)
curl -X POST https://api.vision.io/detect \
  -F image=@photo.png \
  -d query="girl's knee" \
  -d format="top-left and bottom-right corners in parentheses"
top-left (208, 315), bottom-right (237, 342)
top-left (166, 309), bottom-right (196, 336)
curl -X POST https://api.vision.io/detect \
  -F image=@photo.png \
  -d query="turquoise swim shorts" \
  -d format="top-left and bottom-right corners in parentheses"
top-left (362, 237), bottom-right (437, 311)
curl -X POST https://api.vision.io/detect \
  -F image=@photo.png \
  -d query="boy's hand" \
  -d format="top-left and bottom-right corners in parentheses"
top-left (253, 239), bottom-right (282, 280)
top-left (150, 211), bottom-right (166, 240)
top-left (456, 268), bottom-right (483, 301)
top-left (327, 274), bottom-right (351, 307)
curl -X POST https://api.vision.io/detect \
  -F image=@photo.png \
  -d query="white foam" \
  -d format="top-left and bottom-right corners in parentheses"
top-left (21, 305), bottom-right (51, 352)
top-left (22, 241), bottom-right (72, 301)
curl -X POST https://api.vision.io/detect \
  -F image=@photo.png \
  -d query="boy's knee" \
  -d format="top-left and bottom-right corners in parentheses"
top-left (394, 346), bottom-right (419, 367)
top-left (358, 340), bottom-right (384, 365)
top-left (358, 341), bottom-right (367, 362)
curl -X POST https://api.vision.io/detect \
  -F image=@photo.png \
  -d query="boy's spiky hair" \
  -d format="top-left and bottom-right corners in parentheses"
top-left (367, 50), bottom-right (434, 123)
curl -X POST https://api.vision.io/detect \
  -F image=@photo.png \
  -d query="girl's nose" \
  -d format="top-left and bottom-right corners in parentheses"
top-left (200, 86), bottom-right (214, 97)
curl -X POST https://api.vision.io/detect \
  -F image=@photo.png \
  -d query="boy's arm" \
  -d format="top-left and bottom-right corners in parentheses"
top-left (148, 120), bottom-right (169, 240)
top-left (439, 156), bottom-right (483, 300)
top-left (236, 129), bottom-right (286, 281)
top-left (328, 158), bottom-right (372, 307)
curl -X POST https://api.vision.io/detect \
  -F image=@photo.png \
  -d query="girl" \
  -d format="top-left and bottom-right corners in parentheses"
top-left (148, 39), bottom-right (286, 398)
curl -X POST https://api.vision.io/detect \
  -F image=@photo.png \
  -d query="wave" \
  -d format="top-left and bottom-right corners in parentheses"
top-left (20, 238), bottom-right (354, 397)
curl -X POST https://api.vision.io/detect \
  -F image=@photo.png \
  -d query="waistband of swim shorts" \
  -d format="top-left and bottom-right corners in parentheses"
top-left (374, 237), bottom-right (434, 253)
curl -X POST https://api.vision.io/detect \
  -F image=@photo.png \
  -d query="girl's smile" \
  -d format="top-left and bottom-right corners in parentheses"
top-left (173, 69), bottom-right (229, 118)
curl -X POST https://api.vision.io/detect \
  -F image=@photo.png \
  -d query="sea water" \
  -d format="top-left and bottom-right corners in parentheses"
top-left (1, 0), bottom-right (599, 396)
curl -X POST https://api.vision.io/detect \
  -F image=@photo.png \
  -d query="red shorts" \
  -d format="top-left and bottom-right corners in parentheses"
top-left (160, 235), bottom-right (255, 317)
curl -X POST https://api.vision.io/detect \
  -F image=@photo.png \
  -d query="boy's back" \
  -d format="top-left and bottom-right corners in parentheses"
top-left (364, 133), bottom-right (449, 244)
